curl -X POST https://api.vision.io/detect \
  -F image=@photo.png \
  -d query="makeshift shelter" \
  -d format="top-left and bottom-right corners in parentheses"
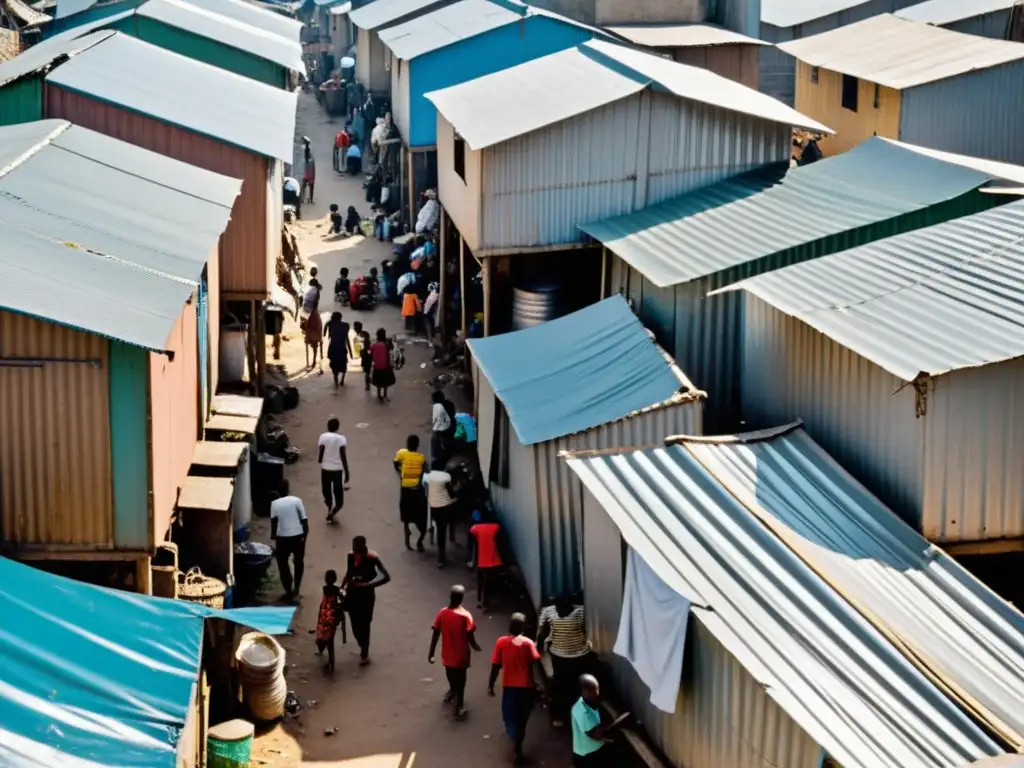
top-left (779, 14), bottom-right (1024, 162)
top-left (39, 0), bottom-right (304, 88)
top-left (0, 120), bottom-right (239, 585)
top-left (427, 37), bottom-right (828, 336)
top-left (379, 0), bottom-right (608, 222)
top-left (566, 424), bottom-right (1016, 768)
top-left (721, 200), bottom-right (1024, 553)
top-left (469, 296), bottom-right (703, 605)
top-left (0, 556), bottom-right (293, 767)
top-left (605, 22), bottom-right (766, 88)
top-left (895, 0), bottom-right (1021, 40)
top-left (0, 30), bottom-right (297, 388)
top-left (580, 136), bottom-right (1024, 430)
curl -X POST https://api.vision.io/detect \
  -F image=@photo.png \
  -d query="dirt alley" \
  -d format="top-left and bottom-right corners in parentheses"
top-left (249, 91), bottom-right (577, 768)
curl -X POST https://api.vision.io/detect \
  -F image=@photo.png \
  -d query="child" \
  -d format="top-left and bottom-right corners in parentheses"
top-left (354, 321), bottom-right (372, 392)
top-left (328, 204), bottom-right (343, 235)
top-left (345, 205), bottom-right (361, 235)
top-left (315, 569), bottom-right (347, 672)
top-left (401, 284), bottom-right (422, 332)
top-left (335, 267), bottom-right (350, 305)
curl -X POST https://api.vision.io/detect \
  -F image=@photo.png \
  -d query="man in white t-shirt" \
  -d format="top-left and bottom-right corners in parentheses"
top-left (271, 480), bottom-right (308, 600)
top-left (318, 417), bottom-right (350, 523)
top-left (425, 459), bottom-right (457, 567)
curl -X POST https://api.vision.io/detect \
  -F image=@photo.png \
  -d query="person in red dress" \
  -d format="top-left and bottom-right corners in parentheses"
top-left (470, 512), bottom-right (503, 609)
top-left (315, 569), bottom-right (346, 673)
top-left (488, 613), bottom-right (543, 765)
top-left (428, 585), bottom-right (481, 720)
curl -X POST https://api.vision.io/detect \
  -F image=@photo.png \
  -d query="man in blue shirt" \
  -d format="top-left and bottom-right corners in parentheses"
top-left (571, 675), bottom-right (629, 766)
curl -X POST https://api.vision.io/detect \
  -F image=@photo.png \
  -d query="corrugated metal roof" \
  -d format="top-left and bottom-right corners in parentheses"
top-left (580, 137), bottom-right (1024, 287)
top-left (895, 0), bottom-right (1016, 26)
top-left (778, 14), bottom-right (1024, 89)
top-left (0, 27), bottom-right (109, 86)
top-left (467, 296), bottom-right (687, 445)
top-left (139, 0), bottom-right (304, 71)
top-left (46, 32), bottom-right (297, 160)
top-left (677, 426), bottom-right (1024, 749)
top-left (329, 2), bottom-right (351, 13)
top-left (378, 0), bottom-right (520, 59)
top-left (426, 39), bottom-right (828, 150)
top-left (605, 22), bottom-right (768, 48)
top-left (348, 0), bottom-right (450, 30)
top-left (566, 427), bottom-right (1004, 768)
top-left (762, 0), bottom-right (871, 27)
top-left (0, 119), bottom-right (238, 350)
top-left (41, 0), bottom-right (303, 73)
top-left (163, 0), bottom-right (302, 40)
top-left (55, 0), bottom-right (95, 18)
top-left (721, 200), bottom-right (1024, 381)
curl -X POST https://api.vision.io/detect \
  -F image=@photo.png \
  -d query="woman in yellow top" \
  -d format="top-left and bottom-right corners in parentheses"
top-left (393, 434), bottom-right (427, 551)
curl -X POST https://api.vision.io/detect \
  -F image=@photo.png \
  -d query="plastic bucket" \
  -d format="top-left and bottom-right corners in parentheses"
top-left (208, 719), bottom-right (254, 768)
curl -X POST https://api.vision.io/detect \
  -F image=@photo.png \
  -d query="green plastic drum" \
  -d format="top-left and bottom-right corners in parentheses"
top-left (207, 719), bottom-right (255, 768)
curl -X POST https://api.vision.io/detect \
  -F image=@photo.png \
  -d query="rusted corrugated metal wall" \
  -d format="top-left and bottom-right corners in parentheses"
top-left (45, 84), bottom-right (271, 298)
top-left (581, 484), bottom-right (823, 768)
top-left (0, 311), bottom-right (113, 546)
top-left (149, 298), bottom-right (200, 546)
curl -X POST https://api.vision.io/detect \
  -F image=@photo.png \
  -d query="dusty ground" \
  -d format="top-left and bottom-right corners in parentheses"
top-left (249, 91), bottom-right (576, 768)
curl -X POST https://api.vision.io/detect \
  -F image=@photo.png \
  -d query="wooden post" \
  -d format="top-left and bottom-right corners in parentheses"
top-left (439, 208), bottom-right (447, 340)
top-left (600, 246), bottom-right (608, 300)
top-left (482, 256), bottom-right (491, 338)
top-left (459, 236), bottom-right (467, 340)
top-left (407, 148), bottom-right (415, 227)
top-left (255, 301), bottom-right (266, 395)
top-left (136, 555), bottom-right (152, 595)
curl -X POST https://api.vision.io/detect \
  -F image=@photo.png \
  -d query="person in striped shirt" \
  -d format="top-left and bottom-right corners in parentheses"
top-left (537, 596), bottom-right (593, 728)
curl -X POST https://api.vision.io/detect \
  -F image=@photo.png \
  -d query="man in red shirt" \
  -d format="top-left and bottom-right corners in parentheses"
top-left (470, 513), bottom-right (502, 609)
top-left (488, 613), bottom-right (543, 765)
top-left (429, 585), bottom-right (480, 720)
top-left (333, 129), bottom-right (350, 172)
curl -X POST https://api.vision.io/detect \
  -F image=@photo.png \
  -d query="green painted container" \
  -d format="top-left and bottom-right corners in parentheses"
top-left (207, 719), bottom-right (255, 768)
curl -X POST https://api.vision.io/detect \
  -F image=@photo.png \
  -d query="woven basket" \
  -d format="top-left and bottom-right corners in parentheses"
top-left (178, 567), bottom-right (227, 609)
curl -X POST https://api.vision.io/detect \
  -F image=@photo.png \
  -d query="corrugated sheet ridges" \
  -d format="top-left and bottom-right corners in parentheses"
top-left (725, 199), bottom-right (1024, 380)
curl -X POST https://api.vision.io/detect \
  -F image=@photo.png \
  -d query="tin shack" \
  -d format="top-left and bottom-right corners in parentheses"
top-left (379, 0), bottom-right (610, 223)
top-left (725, 200), bottom-right (1024, 556)
top-left (427, 38), bottom-right (828, 337)
top-left (566, 424), bottom-right (1017, 767)
top-left (895, 0), bottom-right (1022, 40)
top-left (0, 120), bottom-right (238, 589)
top-left (469, 295), bottom-right (703, 605)
top-left (0, 30), bottom-right (297, 389)
top-left (779, 14), bottom-right (1024, 162)
top-left (39, 0), bottom-right (304, 88)
top-left (579, 137), bottom-right (1024, 431)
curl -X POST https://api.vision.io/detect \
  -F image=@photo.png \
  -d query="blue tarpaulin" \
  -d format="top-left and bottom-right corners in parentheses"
top-left (468, 296), bottom-right (683, 445)
top-left (0, 557), bottom-right (294, 768)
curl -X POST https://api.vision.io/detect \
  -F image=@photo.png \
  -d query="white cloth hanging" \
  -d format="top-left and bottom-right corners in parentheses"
top-left (613, 547), bottom-right (691, 714)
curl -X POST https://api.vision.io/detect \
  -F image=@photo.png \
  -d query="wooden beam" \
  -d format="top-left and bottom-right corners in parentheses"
top-left (255, 302), bottom-right (266, 395)
top-left (439, 208), bottom-right (447, 340)
top-left (8, 549), bottom-right (150, 561)
top-left (943, 538), bottom-right (1024, 557)
top-left (136, 555), bottom-right (152, 595)
top-left (482, 256), bottom-right (491, 338)
top-left (600, 246), bottom-right (607, 300)
top-left (459, 235), bottom-right (467, 340)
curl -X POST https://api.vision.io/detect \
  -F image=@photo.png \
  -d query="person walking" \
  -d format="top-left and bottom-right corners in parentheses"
top-left (303, 287), bottom-right (324, 372)
top-left (302, 137), bottom-right (316, 203)
top-left (470, 511), bottom-right (503, 610)
top-left (318, 417), bottom-right (350, 524)
top-left (488, 613), bottom-right (543, 766)
top-left (537, 596), bottom-right (594, 728)
top-left (325, 311), bottom-right (353, 388)
top-left (571, 675), bottom-right (629, 767)
top-left (315, 569), bottom-right (347, 673)
top-left (370, 328), bottom-right (395, 402)
top-left (425, 458), bottom-right (457, 567)
top-left (270, 480), bottom-right (308, 601)
top-left (354, 322), bottom-right (372, 392)
top-left (393, 434), bottom-right (427, 551)
top-left (430, 390), bottom-right (452, 465)
top-left (428, 585), bottom-right (481, 720)
top-left (342, 536), bottom-right (391, 665)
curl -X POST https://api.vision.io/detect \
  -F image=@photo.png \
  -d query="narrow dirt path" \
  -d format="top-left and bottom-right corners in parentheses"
top-left (249, 91), bottom-right (576, 768)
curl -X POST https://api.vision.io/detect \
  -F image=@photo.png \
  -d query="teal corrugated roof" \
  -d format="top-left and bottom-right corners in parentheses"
top-left (0, 556), bottom-right (293, 768)
top-left (579, 137), bottom-right (1024, 288)
top-left (467, 296), bottom-right (687, 444)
